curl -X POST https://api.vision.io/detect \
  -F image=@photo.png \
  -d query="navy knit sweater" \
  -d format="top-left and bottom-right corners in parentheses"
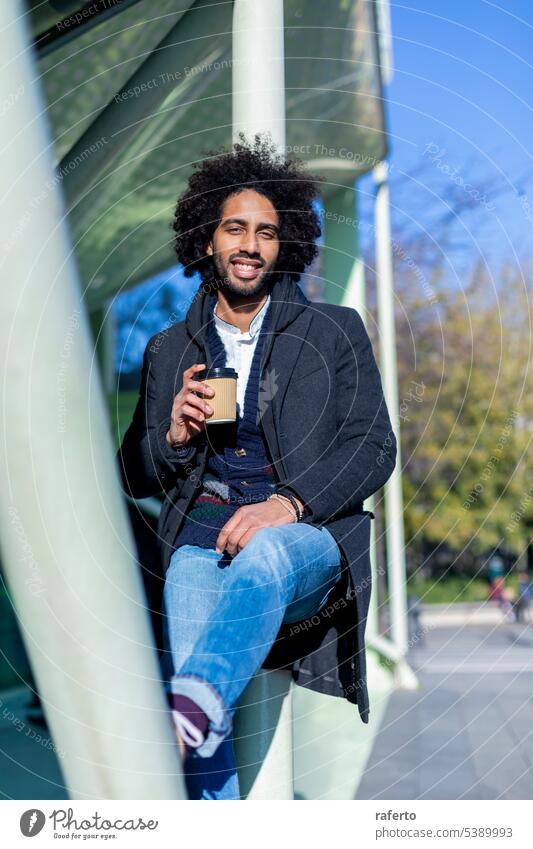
top-left (172, 294), bottom-right (278, 551)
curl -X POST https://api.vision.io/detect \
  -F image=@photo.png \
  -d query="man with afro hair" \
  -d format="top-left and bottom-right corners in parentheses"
top-left (117, 133), bottom-right (396, 800)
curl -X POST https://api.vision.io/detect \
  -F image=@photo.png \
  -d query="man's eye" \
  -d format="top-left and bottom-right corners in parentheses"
top-left (228, 228), bottom-right (242, 234)
top-left (260, 231), bottom-right (274, 239)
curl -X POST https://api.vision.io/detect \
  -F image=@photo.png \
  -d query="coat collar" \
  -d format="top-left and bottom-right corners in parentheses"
top-left (184, 271), bottom-right (310, 358)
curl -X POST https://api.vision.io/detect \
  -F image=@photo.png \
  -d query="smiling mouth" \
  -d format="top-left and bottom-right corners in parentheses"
top-left (229, 259), bottom-right (263, 279)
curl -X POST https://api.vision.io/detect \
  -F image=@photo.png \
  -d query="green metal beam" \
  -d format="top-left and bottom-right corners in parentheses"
top-left (34, 0), bottom-right (147, 58)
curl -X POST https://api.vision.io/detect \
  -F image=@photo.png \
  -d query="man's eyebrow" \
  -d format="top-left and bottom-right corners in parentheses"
top-left (221, 217), bottom-right (279, 233)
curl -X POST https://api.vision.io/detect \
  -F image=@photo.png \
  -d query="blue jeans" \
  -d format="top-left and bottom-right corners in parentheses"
top-left (162, 523), bottom-right (342, 800)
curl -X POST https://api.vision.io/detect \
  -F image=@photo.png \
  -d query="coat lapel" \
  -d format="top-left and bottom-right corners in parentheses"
top-left (263, 311), bottom-right (313, 418)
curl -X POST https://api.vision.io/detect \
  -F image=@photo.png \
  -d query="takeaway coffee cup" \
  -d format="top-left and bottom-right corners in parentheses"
top-left (193, 367), bottom-right (238, 424)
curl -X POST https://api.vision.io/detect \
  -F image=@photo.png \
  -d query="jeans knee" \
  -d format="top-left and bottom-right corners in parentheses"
top-left (231, 527), bottom-right (291, 586)
top-left (244, 526), bottom-right (287, 559)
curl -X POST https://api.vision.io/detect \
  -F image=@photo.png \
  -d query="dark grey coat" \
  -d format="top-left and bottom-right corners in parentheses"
top-left (116, 273), bottom-right (397, 724)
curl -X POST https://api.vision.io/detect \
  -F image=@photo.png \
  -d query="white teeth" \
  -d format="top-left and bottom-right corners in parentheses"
top-left (234, 263), bottom-right (257, 271)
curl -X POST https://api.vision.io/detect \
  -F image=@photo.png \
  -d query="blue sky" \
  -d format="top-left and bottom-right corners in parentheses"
top-left (366, 0), bottom-right (533, 264)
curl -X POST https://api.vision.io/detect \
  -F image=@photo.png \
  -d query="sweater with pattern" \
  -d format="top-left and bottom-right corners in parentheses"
top-left (171, 293), bottom-right (278, 552)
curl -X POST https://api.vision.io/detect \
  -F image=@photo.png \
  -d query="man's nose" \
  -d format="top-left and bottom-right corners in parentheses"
top-left (239, 231), bottom-right (260, 256)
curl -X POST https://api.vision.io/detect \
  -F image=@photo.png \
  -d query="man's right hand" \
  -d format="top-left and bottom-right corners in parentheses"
top-left (165, 363), bottom-right (215, 448)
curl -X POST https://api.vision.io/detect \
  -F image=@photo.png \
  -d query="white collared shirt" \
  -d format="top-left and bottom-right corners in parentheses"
top-left (213, 293), bottom-right (271, 419)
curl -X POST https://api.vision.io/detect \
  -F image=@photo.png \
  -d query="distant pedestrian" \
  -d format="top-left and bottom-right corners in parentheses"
top-left (489, 575), bottom-right (505, 604)
top-left (500, 586), bottom-right (517, 623)
top-left (513, 574), bottom-right (532, 624)
top-left (488, 554), bottom-right (504, 584)
top-left (407, 594), bottom-right (424, 647)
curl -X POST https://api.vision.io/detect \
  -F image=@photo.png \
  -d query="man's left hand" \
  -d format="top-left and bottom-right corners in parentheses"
top-left (215, 497), bottom-right (303, 557)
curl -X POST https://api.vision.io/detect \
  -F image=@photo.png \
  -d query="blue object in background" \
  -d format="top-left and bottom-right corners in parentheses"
top-left (113, 266), bottom-right (200, 377)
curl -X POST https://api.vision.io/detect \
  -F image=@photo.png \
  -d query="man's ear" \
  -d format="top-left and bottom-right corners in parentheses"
top-left (206, 239), bottom-right (213, 257)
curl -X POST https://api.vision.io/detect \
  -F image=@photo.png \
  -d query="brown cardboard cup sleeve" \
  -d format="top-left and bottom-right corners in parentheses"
top-left (193, 367), bottom-right (238, 424)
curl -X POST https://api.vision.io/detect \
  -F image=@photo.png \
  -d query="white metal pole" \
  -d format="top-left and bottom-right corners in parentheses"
top-left (373, 161), bottom-right (411, 664)
top-left (0, 1), bottom-right (185, 799)
top-left (231, 0), bottom-right (293, 799)
top-left (341, 253), bottom-right (379, 638)
top-left (232, 0), bottom-right (286, 152)
top-left (233, 669), bottom-right (293, 800)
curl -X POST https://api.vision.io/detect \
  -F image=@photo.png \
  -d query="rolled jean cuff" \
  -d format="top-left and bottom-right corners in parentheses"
top-left (170, 673), bottom-right (232, 758)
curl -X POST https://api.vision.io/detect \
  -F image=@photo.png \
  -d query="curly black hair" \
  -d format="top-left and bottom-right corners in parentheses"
top-left (170, 132), bottom-right (325, 283)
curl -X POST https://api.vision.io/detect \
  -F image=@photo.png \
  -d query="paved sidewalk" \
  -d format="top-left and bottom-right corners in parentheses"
top-left (356, 621), bottom-right (533, 799)
top-left (420, 600), bottom-right (522, 628)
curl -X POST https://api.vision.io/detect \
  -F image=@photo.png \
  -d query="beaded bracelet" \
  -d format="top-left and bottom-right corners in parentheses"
top-left (269, 491), bottom-right (303, 522)
top-left (281, 491), bottom-right (304, 522)
top-left (269, 493), bottom-right (297, 521)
